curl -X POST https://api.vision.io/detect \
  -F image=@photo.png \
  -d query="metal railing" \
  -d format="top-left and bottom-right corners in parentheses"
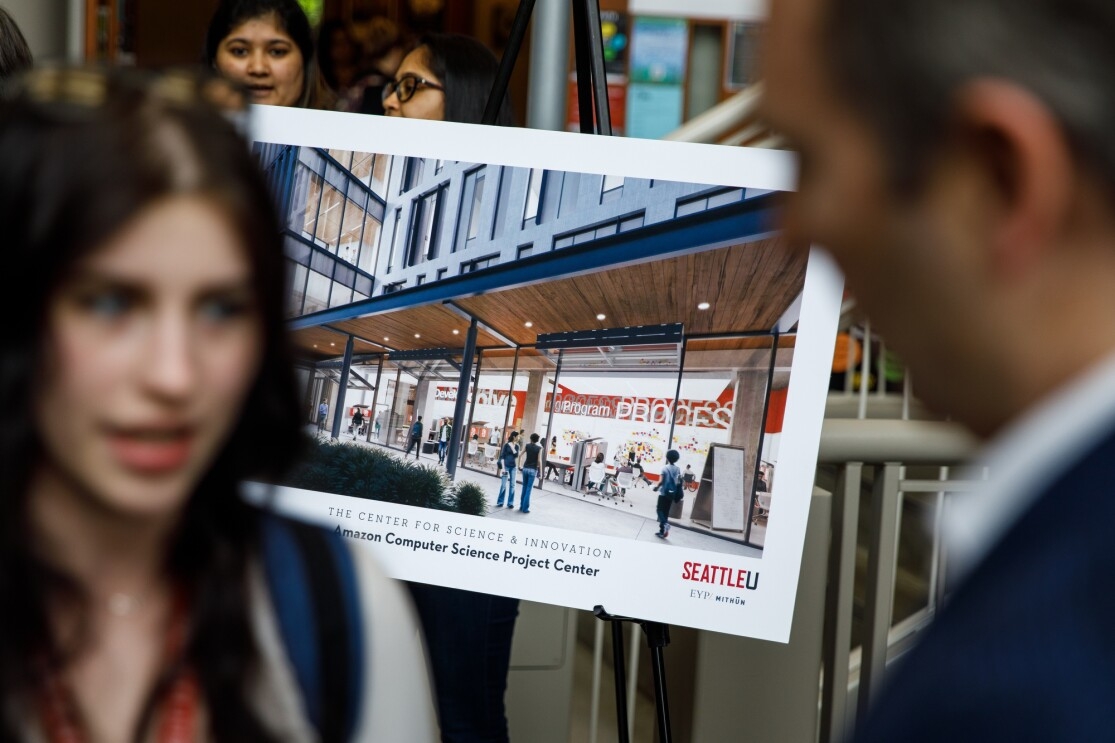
top-left (817, 415), bottom-right (980, 742)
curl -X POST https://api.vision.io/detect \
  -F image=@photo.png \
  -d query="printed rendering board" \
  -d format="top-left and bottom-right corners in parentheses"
top-left (247, 106), bottom-right (841, 641)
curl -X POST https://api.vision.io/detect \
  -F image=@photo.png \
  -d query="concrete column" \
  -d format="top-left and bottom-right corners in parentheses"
top-left (519, 370), bottom-right (547, 437)
top-left (730, 369), bottom-right (770, 499)
top-left (526, 0), bottom-right (571, 131)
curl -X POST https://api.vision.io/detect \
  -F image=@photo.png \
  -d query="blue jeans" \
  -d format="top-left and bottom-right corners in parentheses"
top-left (519, 467), bottom-right (537, 512)
top-left (496, 466), bottom-right (516, 506)
top-left (438, 440), bottom-right (448, 463)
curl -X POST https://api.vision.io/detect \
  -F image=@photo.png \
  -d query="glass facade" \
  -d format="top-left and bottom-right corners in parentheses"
top-left (255, 144), bottom-right (384, 317)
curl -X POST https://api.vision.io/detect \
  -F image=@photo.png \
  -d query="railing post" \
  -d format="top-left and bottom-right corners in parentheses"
top-left (856, 462), bottom-right (903, 728)
top-left (820, 462), bottom-right (862, 743)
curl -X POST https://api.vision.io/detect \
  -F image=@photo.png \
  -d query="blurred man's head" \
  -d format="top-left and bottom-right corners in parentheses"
top-left (762, 0), bottom-right (1115, 437)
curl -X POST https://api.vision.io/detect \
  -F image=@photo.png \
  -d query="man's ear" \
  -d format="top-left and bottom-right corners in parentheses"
top-left (951, 79), bottom-right (1074, 277)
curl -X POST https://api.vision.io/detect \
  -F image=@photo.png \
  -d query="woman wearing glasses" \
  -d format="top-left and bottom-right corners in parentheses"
top-left (382, 32), bottom-right (514, 125)
top-left (0, 68), bottom-right (434, 742)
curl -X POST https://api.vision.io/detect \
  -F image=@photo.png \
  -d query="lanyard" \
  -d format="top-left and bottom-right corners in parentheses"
top-left (39, 588), bottom-right (200, 743)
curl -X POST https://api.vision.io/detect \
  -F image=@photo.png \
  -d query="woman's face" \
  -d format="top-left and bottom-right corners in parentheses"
top-left (382, 47), bottom-right (446, 121)
top-left (214, 12), bottom-right (305, 107)
top-left (33, 196), bottom-right (264, 519)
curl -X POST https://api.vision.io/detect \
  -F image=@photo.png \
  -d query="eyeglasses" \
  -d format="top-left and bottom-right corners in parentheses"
top-left (382, 73), bottom-right (445, 104)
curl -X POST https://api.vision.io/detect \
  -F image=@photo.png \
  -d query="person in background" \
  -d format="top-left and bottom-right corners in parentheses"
top-left (351, 407), bottom-right (365, 438)
top-left (0, 6), bottom-right (31, 80)
top-left (382, 32), bottom-right (514, 125)
top-left (437, 417), bottom-right (452, 465)
top-left (763, 0), bottom-right (1115, 739)
top-left (340, 15), bottom-right (413, 115)
top-left (205, 0), bottom-right (336, 109)
top-left (316, 397), bottom-right (328, 432)
top-left (494, 431), bottom-right (519, 508)
top-left (653, 450), bottom-right (682, 538)
top-left (519, 433), bottom-right (542, 514)
top-left (0, 66), bottom-right (434, 742)
top-left (544, 435), bottom-right (561, 481)
top-left (405, 415), bottom-right (423, 460)
top-left (316, 18), bottom-right (359, 97)
top-left (377, 31), bottom-right (520, 739)
top-left (586, 452), bottom-right (607, 492)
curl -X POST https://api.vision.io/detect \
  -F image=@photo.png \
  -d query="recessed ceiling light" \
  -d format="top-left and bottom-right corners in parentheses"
top-left (384, 337), bottom-right (389, 341)
top-left (525, 321), bottom-right (533, 328)
top-left (313, 344), bottom-right (318, 348)
top-left (414, 333), bottom-right (421, 338)
top-left (697, 302), bottom-right (710, 310)
top-left (596, 313), bottom-right (606, 321)
top-left (452, 329), bottom-right (460, 335)
top-left (330, 342), bottom-right (336, 346)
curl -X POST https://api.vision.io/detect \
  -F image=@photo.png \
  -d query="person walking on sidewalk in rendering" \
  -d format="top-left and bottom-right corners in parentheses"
top-left (519, 433), bottom-right (543, 513)
top-left (653, 450), bottom-right (683, 538)
top-left (495, 431), bottom-right (520, 508)
top-left (437, 417), bottom-right (453, 465)
top-left (317, 398), bottom-right (329, 433)
top-left (405, 415), bottom-right (424, 459)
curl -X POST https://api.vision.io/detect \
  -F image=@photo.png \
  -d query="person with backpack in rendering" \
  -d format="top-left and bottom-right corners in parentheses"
top-left (653, 450), bottom-right (683, 538)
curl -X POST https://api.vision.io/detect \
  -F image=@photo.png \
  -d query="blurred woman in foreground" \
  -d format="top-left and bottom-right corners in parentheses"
top-left (0, 67), bottom-right (433, 741)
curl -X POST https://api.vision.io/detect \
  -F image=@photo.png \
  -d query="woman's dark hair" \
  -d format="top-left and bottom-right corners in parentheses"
top-left (205, 0), bottom-right (336, 109)
top-left (416, 32), bottom-right (514, 125)
top-left (0, 68), bottom-right (303, 741)
top-left (0, 7), bottom-right (32, 80)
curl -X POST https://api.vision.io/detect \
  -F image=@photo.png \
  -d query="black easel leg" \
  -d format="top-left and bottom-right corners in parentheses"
top-left (610, 619), bottom-right (630, 743)
top-left (483, 0), bottom-right (537, 125)
top-left (643, 622), bottom-right (673, 743)
top-left (570, 0), bottom-right (595, 133)
top-left (579, 0), bottom-right (613, 135)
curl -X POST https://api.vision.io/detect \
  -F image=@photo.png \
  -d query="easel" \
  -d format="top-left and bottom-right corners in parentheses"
top-left (481, 0), bottom-right (612, 134)
top-left (593, 606), bottom-right (674, 743)
top-left (482, 3), bottom-right (668, 739)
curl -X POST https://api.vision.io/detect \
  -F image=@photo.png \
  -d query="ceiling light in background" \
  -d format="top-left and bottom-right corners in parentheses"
top-left (525, 321), bottom-right (533, 328)
top-left (596, 313), bottom-right (606, 321)
top-left (453, 329), bottom-right (460, 335)
top-left (698, 302), bottom-right (710, 310)
top-left (415, 333), bottom-right (421, 338)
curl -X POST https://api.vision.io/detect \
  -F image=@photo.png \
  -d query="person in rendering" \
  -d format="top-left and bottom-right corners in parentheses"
top-left (762, 0), bottom-right (1115, 739)
top-left (351, 407), bottom-right (365, 438)
top-left (518, 433), bottom-right (542, 514)
top-left (316, 397), bottom-right (328, 432)
top-left (206, 0), bottom-right (336, 109)
top-left (405, 415), bottom-right (424, 460)
top-left (653, 450), bottom-right (682, 538)
top-left (437, 417), bottom-right (452, 465)
top-left (0, 66), bottom-right (434, 741)
top-left (0, 6), bottom-right (32, 80)
top-left (586, 452), bottom-right (606, 492)
top-left (494, 431), bottom-right (519, 508)
top-left (544, 435), bottom-right (561, 481)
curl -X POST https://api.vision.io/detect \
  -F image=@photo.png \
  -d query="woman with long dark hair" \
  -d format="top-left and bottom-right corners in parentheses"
top-left (206, 0), bottom-right (336, 109)
top-left (0, 67), bottom-right (433, 742)
top-left (382, 32), bottom-right (514, 125)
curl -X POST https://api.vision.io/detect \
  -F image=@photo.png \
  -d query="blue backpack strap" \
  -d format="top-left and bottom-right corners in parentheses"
top-left (260, 514), bottom-right (366, 742)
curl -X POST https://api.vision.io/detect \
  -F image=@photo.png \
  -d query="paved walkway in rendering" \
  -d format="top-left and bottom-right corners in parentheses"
top-left (328, 431), bottom-right (764, 560)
